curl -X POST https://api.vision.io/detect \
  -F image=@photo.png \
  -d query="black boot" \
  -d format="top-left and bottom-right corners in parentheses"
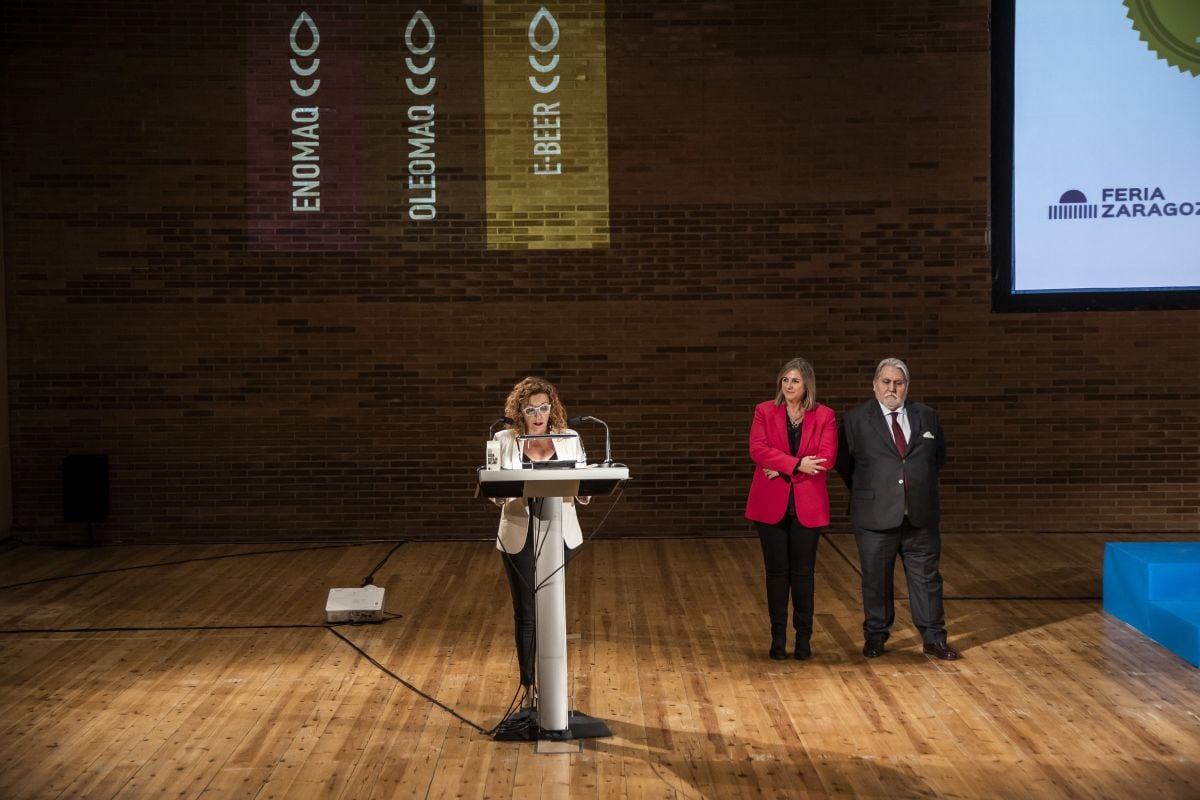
top-left (769, 631), bottom-right (787, 660)
top-left (768, 633), bottom-right (787, 662)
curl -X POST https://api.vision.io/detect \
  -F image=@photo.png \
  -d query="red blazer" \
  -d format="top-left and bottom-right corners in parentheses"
top-left (744, 401), bottom-right (837, 527)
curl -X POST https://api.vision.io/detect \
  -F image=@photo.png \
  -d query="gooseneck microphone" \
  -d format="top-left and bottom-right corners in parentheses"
top-left (488, 416), bottom-right (513, 437)
top-left (568, 415), bottom-right (612, 465)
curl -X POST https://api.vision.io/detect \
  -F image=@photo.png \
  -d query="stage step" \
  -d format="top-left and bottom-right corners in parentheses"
top-left (1104, 542), bottom-right (1200, 667)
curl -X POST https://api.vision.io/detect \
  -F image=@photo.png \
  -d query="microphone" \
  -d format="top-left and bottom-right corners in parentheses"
top-left (488, 416), bottom-right (513, 437)
top-left (568, 415), bottom-right (611, 465)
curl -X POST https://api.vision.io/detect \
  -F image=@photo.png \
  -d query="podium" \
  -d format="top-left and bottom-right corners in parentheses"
top-left (478, 464), bottom-right (629, 741)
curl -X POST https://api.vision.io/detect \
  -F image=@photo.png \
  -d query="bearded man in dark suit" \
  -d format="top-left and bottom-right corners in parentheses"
top-left (836, 358), bottom-right (959, 661)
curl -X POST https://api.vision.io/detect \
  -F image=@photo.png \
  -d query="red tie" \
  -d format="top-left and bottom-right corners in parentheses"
top-left (890, 411), bottom-right (907, 457)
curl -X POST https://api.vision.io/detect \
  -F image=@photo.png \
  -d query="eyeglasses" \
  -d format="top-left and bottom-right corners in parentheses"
top-left (522, 403), bottom-right (552, 417)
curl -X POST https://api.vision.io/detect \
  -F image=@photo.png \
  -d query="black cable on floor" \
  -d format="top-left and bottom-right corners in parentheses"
top-left (533, 482), bottom-right (626, 592)
top-left (821, 531), bottom-right (1102, 601)
top-left (0, 622), bottom-right (330, 635)
top-left (326, 625), bottom-right (493, 735)
top-left (0, 542), bottom-right (396, 592)
top-left (0, 539), bottom-right (514, 735)
top-left (821, 530), bottom-right (862, 575)
top-left (360, 542), bottom-right (409, 587)
top-left (0, 615), bottom-right (504, 737)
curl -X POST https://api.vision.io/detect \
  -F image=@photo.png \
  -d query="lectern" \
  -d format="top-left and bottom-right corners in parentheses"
top-left (478, 463), bottom-right (629, 741)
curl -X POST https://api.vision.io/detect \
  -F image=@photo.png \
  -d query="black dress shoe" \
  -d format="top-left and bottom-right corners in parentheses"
top-left (922, 641), bottom-right (960, 660)
top-left (862, 639), bottom-right (886, 658)
top-left (794, 640), bottom-right (811, 661)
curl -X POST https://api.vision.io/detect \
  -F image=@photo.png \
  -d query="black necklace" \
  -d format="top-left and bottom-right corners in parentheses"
top-left (788, 411), bottom-right (804, 429)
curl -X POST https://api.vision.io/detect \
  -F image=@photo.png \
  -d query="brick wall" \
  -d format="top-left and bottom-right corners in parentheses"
top-left (3, 1), bottom-right (1197, 544)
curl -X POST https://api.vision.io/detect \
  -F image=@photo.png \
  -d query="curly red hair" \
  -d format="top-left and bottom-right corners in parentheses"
top-left (503, 376), bottom-right (568, 437)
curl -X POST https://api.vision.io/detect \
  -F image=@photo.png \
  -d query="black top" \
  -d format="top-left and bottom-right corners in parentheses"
top-left (783, 416), bottom-right (804, 518)
top-left (522, 451), bottom-right (560, 466)
top-left (787, 416), bottom-right (804, 455)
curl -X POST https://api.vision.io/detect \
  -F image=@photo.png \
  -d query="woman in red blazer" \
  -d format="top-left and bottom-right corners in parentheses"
top-left (745, 357), bottom-right (837, 661)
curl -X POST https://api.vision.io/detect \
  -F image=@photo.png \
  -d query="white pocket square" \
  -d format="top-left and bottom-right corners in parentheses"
top-left (922, 431), bottom-right (935, 439)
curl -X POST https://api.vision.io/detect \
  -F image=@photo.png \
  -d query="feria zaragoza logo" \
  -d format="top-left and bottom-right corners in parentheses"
top-left (1046, 7), bottom-right (1200, 220)
top-left (1048, 188), bottom-right (1200, 221)
top-left (1048, 5), bottom-right (1200, 221)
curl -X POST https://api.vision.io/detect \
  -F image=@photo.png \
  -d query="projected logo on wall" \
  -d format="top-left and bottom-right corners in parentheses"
top-left (246, 2), bottom-right (610, 251)
top-left (482, 1), bottom-right (611, 250)
top-left (1048, 187), bottom-right (1200, 221)
top-left (246, 6), bottom-right (368, 246)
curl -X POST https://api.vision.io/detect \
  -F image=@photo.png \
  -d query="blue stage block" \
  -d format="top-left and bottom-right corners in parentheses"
top-left (1103, 542), bottom-right (1200, 667)
top-left (1104, 543), bottom-right (1155, 631)
top-left (1147, 603), bottom-right (1200, 667)
top-left (1150, 563), bottom-right (1200, 602)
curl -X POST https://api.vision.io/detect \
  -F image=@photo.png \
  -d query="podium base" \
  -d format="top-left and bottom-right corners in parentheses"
top-left (493, 709), bottom-right (612, 742)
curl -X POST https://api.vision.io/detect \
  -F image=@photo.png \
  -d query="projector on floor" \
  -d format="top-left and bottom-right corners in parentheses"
top-left (325, 584), bottom-right (386, 623)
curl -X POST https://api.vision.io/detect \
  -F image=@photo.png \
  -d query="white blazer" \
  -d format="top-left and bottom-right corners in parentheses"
top-left (492, 428), bottom-right (590, 552)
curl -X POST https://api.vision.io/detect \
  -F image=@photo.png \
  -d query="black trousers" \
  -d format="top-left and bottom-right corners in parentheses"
top-left (853, 517), bottom-right (946, 644)
top-left (500, 504), bottom-right (574, 686)
top-left (755, 515), bottom-right (821, 640)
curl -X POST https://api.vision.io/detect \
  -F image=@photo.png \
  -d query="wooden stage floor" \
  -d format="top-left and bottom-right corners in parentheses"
top-left (0, 533), bottom-right (1197, 799)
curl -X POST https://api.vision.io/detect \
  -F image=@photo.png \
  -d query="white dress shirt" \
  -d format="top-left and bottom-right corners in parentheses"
top-left (878, 402), bottom-right (911, 443)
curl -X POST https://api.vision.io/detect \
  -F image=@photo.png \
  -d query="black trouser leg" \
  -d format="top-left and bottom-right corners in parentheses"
top-left (757, 521), bottom-right (790, 638)
top-left (757, 517), bottom-right (822, 640)
top-left (500, 513), bottom-right (576, 687)
top-left (854, 524), bottom-right (902, 642)
top-left (897, 519), bottom-right (947, 644)
top-left (501, 533), bottom-right (537, 686)
top-left (785, 518), bottom-right (821, 639)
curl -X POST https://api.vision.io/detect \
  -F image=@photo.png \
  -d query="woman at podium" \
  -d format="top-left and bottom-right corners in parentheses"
top-left (744, 358), bottom-right (837, 661)
top-left (492, 376), bottom-right (589, 710)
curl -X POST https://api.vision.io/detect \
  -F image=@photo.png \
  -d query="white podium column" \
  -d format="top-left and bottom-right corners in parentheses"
top-left (481, 464), bottom-right (626, 741)
top-left (532, 495), bottom-right (569, 732)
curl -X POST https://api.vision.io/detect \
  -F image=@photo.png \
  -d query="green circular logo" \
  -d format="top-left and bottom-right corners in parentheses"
top-left (1125, 0), bottom-right (1200, 77)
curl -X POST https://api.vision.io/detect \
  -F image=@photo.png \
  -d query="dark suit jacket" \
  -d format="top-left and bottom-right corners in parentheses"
top-left (836, 399), bottom-right (946, 530)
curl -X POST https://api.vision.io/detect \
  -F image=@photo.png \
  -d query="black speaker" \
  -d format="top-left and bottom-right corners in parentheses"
top-left (63, 454), bottom-right (110, 522)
